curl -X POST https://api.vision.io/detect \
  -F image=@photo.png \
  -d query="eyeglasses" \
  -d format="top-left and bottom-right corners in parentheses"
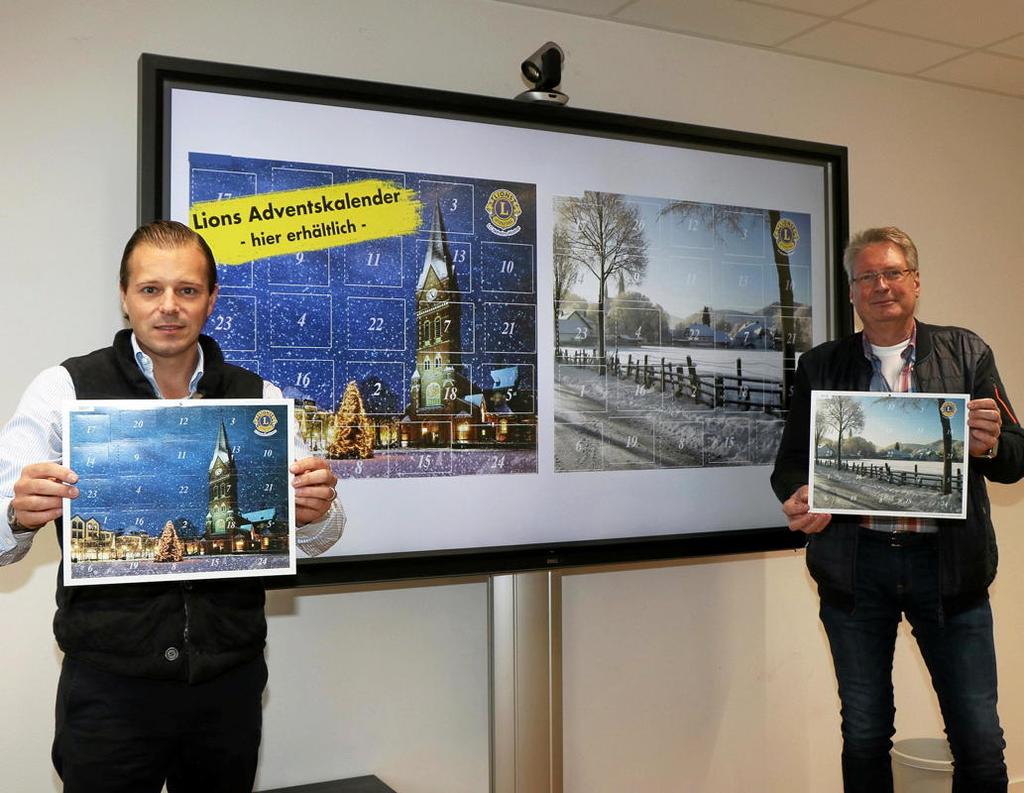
top-left (850, 268), bottom-right (916, 287)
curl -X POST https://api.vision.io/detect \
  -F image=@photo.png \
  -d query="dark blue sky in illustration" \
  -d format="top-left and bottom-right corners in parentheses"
top-left (190, 153), bottom-right (538, 413)
top-left (69, 404), bottom-right (290, 536)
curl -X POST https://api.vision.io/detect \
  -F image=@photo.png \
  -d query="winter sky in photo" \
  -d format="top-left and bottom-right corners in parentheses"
top-left (858, 395), bottom-right (966, 448)
top-left (66, 402), bottom-right (291, 537)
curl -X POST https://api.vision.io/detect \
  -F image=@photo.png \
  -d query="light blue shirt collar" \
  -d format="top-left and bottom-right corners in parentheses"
top-left (130, 333), bottom-right (205, 398)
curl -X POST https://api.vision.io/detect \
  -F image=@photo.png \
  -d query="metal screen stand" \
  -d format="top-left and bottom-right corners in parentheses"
top-left (489, 571), bottom-right (563, 793)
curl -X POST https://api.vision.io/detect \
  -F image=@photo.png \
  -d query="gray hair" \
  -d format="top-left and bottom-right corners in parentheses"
top-left (843, 226), bottom-right (919, 278)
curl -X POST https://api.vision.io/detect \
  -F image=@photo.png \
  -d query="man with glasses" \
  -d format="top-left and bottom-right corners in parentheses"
top-left (772, 226), bottom-right (1024, 793)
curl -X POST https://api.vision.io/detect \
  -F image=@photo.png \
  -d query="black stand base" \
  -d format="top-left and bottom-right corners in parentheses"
top-left (261, 775), bottom-right (397, 793)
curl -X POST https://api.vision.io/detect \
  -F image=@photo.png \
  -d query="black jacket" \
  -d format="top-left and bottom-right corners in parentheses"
top-left (771, 322), bottom-right (1024, 613)
top-left (55, 330), bottom-right (267, 682)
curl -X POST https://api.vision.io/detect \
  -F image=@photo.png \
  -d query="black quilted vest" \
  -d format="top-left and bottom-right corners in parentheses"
top-left (55, 330), bottom-right (266, 682)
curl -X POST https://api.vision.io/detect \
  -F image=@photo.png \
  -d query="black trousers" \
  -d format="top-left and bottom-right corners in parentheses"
top-left (53, 654), bottom-right (267, 793)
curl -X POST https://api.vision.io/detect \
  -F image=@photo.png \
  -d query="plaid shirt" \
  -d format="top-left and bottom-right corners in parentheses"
top-left (861, 323), bottom-right (936, 533)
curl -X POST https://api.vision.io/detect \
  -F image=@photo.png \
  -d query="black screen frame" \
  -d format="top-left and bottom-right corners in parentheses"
top-left (138, 53), bottom-right (851, 587)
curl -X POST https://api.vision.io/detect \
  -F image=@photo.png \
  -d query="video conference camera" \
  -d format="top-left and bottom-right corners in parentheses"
top-left (515, 42), bottom-right (568, 105)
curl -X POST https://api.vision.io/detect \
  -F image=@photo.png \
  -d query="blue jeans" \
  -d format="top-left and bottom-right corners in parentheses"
top-left (819, 529), bottom-right (1006, 793)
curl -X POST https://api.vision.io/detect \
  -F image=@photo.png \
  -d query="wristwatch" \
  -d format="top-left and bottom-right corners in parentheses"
top-left (6, 501), bottom-right (30, 532)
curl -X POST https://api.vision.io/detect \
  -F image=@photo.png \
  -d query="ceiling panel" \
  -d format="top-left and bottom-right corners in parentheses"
top-left (494, 0), bottom-right (1024, 99)
top-left (920, 52), bottom-right (1024, 96)
top-left (615, 0), bottom-right (821, 46)
top-left (844, 0), bottom-right (1024, 48)
top-left (780, 21), bottom-right (966, 73)
top-left (494, 0), bottom-right (630, 14)
top-left (989, 34), bottom-right (1024, 58)
top-left (743, 0), bottom-right (871, 16)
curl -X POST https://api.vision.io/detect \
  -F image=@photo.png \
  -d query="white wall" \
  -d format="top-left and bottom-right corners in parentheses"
top-left (2, 1), bottom-right (1023, 791)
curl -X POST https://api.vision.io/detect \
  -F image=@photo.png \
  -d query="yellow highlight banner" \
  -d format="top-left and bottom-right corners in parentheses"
top-left (189, 179), bottom-right (422, 265)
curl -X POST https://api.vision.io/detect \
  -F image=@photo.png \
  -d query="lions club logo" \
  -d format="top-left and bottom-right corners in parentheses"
top-left (773, 217), bottom-right (800, 256)
top-left (253, 409), bottom-right (279, 437)
top-left (485, 189), bottom-right (523, 238)
top-left (939, 401), bottom-right (958, 419)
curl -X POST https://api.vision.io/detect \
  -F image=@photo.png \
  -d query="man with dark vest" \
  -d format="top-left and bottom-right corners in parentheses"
top-left (0, 220), bottom-right (345, 793)
top-left (772, 226), bottom-right (1024, 793)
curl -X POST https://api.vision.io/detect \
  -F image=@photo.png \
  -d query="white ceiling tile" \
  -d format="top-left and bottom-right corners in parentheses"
top-left (780, 20), bottom-right (966, 72)
top-left (988, 34), bottom-right (1024, 58)
top-left (742, 0), bottom-right (870, 17)
top-left (615, 0), bottom-right (821, 46)
top-left (845, 0), bottom-right (1024, 47)
top-left (494, 0), bottom-right (1024, 99)
top-left (492, 0), bottom-right (629, 14)
top-left (921, 52), bottom-right (1024, 96)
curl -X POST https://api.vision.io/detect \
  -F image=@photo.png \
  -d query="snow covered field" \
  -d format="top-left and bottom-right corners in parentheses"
top-left (609, 344), bottom-right (782, 380)
top-left (837, 457), bottom-right (964, 478)
top-left (554, 359), bottom-right (783, 471)
top-left (812, 462), bottom-right (963, 516)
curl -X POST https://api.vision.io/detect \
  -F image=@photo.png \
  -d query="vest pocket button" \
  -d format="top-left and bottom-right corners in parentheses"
top-left (164, 647), bottom-right (180, 661)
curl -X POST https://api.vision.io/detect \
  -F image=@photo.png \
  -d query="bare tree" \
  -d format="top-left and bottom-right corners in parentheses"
top-left (659, 201), bottom-right (714, 235)
top-left (937, 400), bottom-right (954, 493)
top-left (555, 192), bottom-right (649, 365)
top-left (814, 407), bottom-right (827, 464)
top-left (553, 223), bottom-right (582, 348)
top-left (820, 395), bottom-right (865, 469)
top-left (768, 209), bottom-right (797, 410)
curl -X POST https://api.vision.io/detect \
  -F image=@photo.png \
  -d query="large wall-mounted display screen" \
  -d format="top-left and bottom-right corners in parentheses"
top-left (139, 54), bottom-right (850, 584)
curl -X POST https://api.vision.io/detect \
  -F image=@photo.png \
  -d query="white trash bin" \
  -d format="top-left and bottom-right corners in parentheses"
top-left (891, 738), bottom-right (952, 793)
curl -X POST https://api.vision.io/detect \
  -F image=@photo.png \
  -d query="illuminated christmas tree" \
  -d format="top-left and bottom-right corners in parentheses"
top-left (327, 380), bottom-right (375, 459)
top-left (153, 520), bottom-right (184, 563)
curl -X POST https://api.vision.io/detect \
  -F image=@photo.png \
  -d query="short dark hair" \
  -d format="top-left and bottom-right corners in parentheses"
top-left (119, 220), bottom-right (218, 292)
top-left (843, 226), bottom-right (919, 278)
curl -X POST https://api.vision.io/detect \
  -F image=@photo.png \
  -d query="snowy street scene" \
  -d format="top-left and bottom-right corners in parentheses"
top-left (553, 191), bottom-right (810, 472)
top-left (809, 390), bottom-right (969, 518)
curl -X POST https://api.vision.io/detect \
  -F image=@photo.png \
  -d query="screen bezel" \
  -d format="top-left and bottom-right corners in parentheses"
top-left (138, 53), bottom-right (851, 587)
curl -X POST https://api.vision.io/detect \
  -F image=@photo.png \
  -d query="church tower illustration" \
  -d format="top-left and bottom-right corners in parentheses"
top-left (204, 421), bottom-right (243, 540)
top-left (411, 199), bottom-right (465, 414)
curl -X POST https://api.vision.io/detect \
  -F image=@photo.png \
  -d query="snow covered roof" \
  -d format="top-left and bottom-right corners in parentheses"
top-left (558, 310), bottom-right (592, 325)
top-left (687, 323), bottom-right (730, 342)
top-left (242, 508), bottom-right (277, 523)
top-left (281, 385), bottom-right (308, 400)
top-left (489, 367), bottom-right (518, 389)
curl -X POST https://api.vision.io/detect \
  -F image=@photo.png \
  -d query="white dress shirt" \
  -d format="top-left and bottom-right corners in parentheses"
top-left (0, 336), bottom-right (344, 564)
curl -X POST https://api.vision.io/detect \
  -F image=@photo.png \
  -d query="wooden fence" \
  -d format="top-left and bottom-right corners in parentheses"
top-left (555, 348), bottom-right (785, 414)
top-left (817, 458), bottom-right (963, 495)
